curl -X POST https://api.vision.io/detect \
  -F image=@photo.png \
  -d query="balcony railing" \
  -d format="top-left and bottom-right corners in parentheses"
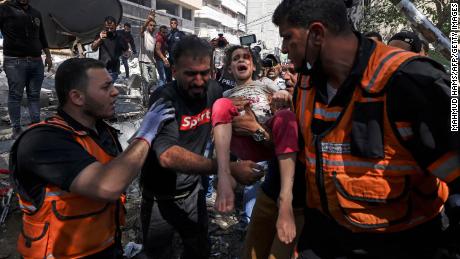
top-left (120, 0), bottom-right (194, 32)
top-left (121, 1), bottom-right (151, 20)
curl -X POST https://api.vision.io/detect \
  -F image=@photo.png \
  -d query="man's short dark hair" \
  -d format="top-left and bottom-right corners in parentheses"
top-left (104, 16), bottom-right (117, 24)
top-left (172, 35), bottom-right (213, 64)
top-left (160, 25), bottom-right (168, 30)
top-left (124, 22), bottom-right (131, 28)
top-left (388, 31), bottom-right (422, 53)
top-left (55, 58), bottom-right (105, 107)
top-left (264, 54), bottom-right (280, 66)
top-left (224, 45), bottom-right (261, 80)
top-left (272, 0), bottom-right (350, 35)
top-left (363, 31), bottom-right (382, 42)
top-left (170, 18), bottom-right (178, 23)
top-left (252, 46), bottom-right (262, 53)
top-left (224, 45), bottom-right (250, 68)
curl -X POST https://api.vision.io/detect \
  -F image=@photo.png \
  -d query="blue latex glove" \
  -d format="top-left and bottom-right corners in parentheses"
top-left (131, 98), bottom-right (175, 145)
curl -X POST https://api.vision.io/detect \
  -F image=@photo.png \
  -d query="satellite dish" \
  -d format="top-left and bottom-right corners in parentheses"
top-left (29, 0), bottom-right (123, 49)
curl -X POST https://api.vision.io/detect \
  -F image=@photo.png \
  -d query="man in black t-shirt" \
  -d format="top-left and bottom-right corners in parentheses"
top-left (140, 35), bottom-right (264, 259)
top-left (0, 0), bottom-right (53, 138)
top-left (10, 58), bottom-right (174, 258)
top-left (91, 16), bottom-right (128, 82)
top-left (165, 17), bottom-right (185, 82)
top-left (117, 22), bottom-right (137, 78)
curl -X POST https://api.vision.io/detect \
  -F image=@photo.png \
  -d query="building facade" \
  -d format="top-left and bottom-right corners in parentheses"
top-left (120, 0), bottom-right (201, 43)
top-left (194, 0), bottom-right (247, 45)
top-left (246, 0), bottom-right (281, 55)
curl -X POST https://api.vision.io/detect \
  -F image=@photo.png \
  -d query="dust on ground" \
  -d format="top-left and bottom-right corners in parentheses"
top-left (0, 175), bottom-right (249, 259)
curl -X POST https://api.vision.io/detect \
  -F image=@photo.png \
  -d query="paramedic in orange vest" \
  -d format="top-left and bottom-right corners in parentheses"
top-left (9, 58), bottom-right (174, 259)
top-left (273, 0), bottom-right (459, 258)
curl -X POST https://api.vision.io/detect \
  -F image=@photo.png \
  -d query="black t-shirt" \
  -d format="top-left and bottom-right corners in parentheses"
top-left (11, 110), bottom-right (122, 207)
top-left (117, 29), bottom-right (136, 54)
top-left (217, 69), bottom-right (237, 92)
top-left (95, 31), bottom-right (127, 73)
top-left (0, 2), bottom-right (48, 57)
top-left (141, 80), bottom-right (222, 197)
top-left (166, 29), bottom-right (185, 58)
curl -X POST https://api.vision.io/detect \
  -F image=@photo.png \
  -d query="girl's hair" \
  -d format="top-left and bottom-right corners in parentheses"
top-left (223, 45), bottom-right (262, 80)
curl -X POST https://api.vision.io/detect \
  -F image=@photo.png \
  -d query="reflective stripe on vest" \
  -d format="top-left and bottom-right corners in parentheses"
top-left (45, 191), bottom-right (65, 197)
top-left (321, 142), bottom-right (351, 154)
top-left (297, 77), bottom-right (310, 133)
top-left (296, 76), bottom-right (315, 145)
top-left (428, 152), bottom-right (460, 183)
top-left (19, 203), bottom-right (37, 212)
top-left (395, 122), bottom-right (414, 141)
top-left (362, 50), bottom-right (406, 92)
top-left (314, 102), bottom-right (343, 121)
top-left (314, 107), bottom-right (341, 121)
top-left (305, 154), bottom-right (419, 171)
top-left (296, 43), bottom-right (449, 232)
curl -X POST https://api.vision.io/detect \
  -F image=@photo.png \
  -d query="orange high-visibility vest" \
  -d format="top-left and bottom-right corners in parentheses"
top-left (11, 116), bottom-right (125, 259)
top-left (295, 42), bottom-right (453, 232)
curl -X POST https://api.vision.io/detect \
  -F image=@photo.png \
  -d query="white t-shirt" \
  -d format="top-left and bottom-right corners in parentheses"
top-left (274, 77), bottom-right (287, 90)
top-left (223, 80), bottom-right (276, 124)
top-left (258, 77), bottom-right (286, 91)
top-left (139, 31), bottom-right (156, 63)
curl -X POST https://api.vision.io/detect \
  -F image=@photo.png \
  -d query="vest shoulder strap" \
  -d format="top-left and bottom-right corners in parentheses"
top-left (34, 116), bottom-right (88, 136)
top-left (360, 43), bottom-right (418, 94)
top-left (9, 115), bottom-right (88, 206)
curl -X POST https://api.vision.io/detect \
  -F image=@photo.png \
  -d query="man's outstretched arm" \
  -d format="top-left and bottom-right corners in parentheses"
top-left (158, 145), bottom-right (264, 185)
top-left (70, 101), bottom-right (175, 201)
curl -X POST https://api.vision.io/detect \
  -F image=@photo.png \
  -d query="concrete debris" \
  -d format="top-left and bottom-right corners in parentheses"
top-left (123, 242), bottom-right (143, 258)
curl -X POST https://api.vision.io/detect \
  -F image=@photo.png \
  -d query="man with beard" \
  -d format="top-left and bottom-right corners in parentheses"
top-left (140, 35), bottom-right (264, 259)
top-left (281, 62), bottom-right (297, 95)
top-left (271, 0), bottom-right (459, 257)
top-left (10, 58), bottom-right (174, 258)
top-left (91, 16), bottom-right (128, 82)
top-left (260, 54), bottom-right (286, 91)
top-left (0, 0), bottom-right (53, 139)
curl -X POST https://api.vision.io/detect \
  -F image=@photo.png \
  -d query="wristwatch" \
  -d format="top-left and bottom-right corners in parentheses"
top-left (252, 128), bottom-right (267, 142)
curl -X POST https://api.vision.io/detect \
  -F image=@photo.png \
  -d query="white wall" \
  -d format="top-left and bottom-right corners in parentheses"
top-left (246, 0), bottom-right (281, 51)
top-left (222, 0), bottom-right (246, 14)
top-left (168, 0), bottom-right (202, 10)
top-left (195, 6), bottom-right (239, 30)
